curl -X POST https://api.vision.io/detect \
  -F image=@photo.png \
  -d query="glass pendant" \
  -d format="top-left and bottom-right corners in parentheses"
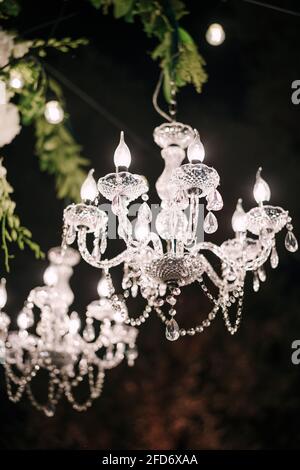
top-left (165, 318), bottom-right (180, 341)
top-left (203, 211), bottom-right (218, 234)
top-left (285, 231), bottom-right (298, 253)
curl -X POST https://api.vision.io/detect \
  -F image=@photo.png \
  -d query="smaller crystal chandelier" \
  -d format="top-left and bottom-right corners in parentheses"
top-left (62, 121), bottom-right (298, 342)
top-left (0, 247), bottom-right (138, 416)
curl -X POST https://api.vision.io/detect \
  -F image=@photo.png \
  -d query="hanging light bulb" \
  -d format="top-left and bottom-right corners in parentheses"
top-left (97, 274), bottom-right (110, 298)
top-left (206, 23), bottom-right (225, 46)
top-left (80, 169), bottom-right (98, 202)
top-left (9, 70), bottom-right (24, 90)
top-left (44, 100), bottom-right (64, 124)
top-left (69, 311), bottom-right (81, 334)
top-left (187, 130), bottom-right (205, 163)
top-left (113, 131), bottom-right (131, 169)
top-left (0, 278), bottom-right (7, 309)
top-left (253, 167), bottom-right (271, 205)
top-left (43, 265), bottom-right (58, 286)
top-left (231, 198), bottom-right (247, 233)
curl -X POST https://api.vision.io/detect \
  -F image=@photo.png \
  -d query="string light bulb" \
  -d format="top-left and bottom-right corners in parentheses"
top-left (69, 311), bottom-right (81, 334)
top-left (253, 167), bottom-right (271, 205)
top-left (44, 100), bottom-right (64, 124)
top-left (80, 169), bottom-right (98, 202)
top-left (206, 23), bottom-right (225, 46)
top-left (9, 71), bottom-right (24, 90)
top-left (231, 198), bottom-right (247, 232)
top-left (114, 131), bottom-right (131, 169)
top-left (187, 130), bottom-right (205, 163)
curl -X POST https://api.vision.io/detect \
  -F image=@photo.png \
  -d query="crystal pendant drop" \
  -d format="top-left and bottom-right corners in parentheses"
top-left (253, 272), bottom-right (260, 292)
top-left (165, 318), bottom-right (180, 341)
top-left (206, 189), bottom-right (223, 211)
top-left (131, 283), bottom-right (138, 298)
top-left (203, 211), bottom-right (218, 234)
top-left (66, 224), bottom-right (76, 245)
top-left (270, 246), bottom-right (279, 269)
top-left (83, 323), bottom-right (96, 342)
top-left (44, 404), bottom-right (55, 418)
top-left (138, 202), bottom-right (152, 222)
top-left (258, 266), bottom-right (266, 282)
top-left (285, 231), bottom-right (298, 253)
top-left (100, 232), bottom-right (107, 254)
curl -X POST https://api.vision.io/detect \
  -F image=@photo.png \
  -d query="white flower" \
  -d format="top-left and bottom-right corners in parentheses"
top-left (0, 103), bottom-right (21, 147)
top-left (13, 41), bottom-right (33, 59)
top-left (0, 30), bottom-right (14, 68)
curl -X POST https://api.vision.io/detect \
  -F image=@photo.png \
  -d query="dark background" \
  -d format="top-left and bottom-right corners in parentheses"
top-left (1, 0), bottom-right (300, 449)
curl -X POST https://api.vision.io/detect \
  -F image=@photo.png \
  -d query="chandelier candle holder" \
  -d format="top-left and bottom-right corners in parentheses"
top-left (0, 247), bottom-right (138, 416)
top-left (62, 121), bottom-right (298, 342)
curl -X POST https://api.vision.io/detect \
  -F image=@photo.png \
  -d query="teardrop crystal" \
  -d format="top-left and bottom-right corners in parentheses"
top-left (206, 189), bottom-right (223, 211)
top-left (66, 224), bottom-right (76, 245)
top-left (100, 232), bottom-right (107, 254)
top-left (270, 246), bottom-right (279, 269)
top-left (285, 231), bottom-right (298, 253)
top-left (83, 324), bottom-right (96, 342)
top-left (258, 266), bottom-right (266, 282)
top-left (138, 202), bottom-right (152, 222)
top-left (253, 273), bottom-right (260, 292)
top-left (165, 318), bottom-right (180, 341)
top-left (203, 211), bottom-right (218, 234)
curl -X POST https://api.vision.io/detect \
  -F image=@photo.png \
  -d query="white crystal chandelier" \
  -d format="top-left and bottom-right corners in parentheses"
top-left (0, 247), bottom-right (138, 416)
top-left (62, 121), bottom-right (298, 342)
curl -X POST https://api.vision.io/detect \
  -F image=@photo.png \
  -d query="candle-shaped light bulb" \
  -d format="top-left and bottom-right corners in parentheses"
top-left (113, 131), bottom-right (131, 169)
top-left (80, 169), bottom-right (98, 202)
top-left (0, 278), bottom-right (7, 309)
top-left (253, 167), bottom-right (271, 204)
top-left (231, 198), bottom-right (247, 232)
top-left (187, 130), bottom-right (205, 163)
top-left (69, 311), bottom-right (81, 334)
top-left (97, 274), bottom-right (110, 298)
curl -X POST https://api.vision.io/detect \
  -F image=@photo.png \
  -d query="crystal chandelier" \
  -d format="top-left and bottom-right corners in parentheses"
top-left (62, 121), bottom-right (298, 341)
top-left (0, 247), bottom-right (138, 416)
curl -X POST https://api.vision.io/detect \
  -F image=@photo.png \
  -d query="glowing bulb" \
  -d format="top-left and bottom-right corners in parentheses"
top-left (134, 219), bottom-right (150, 242)
top-left (253, 167), bottom-right (271, 204)
top-left (231, 198), bottom-right (247, 232)
top-left (9, 71), bottom-right (24, 90)
top-left (0, 80), bottom-right (7, 105)
top-left (80, 169), bottom-right (98, 201)
top-left (114, 131), bottom-right (131, 169)
top-left (187, 130), bottom-right (205, 163)
top-left (97, 275), bottom-right (110, 298)
top-left (69, 311), bottom-right (81, 334)
top-left (0, 278), bottom-right (7, 309)
top-left (206, 23), bottom-right (225, 46)
top-left (17, 311), bottom-right (29, 329)
top-left (43, 265), bottom-right (58, 286)
top-left (44, 100), bottom-right (64, 124)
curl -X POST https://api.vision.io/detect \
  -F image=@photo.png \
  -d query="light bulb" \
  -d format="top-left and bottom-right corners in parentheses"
top-left (43, 265), bottom-right (58, 286)
top-left (187, 130), bottom-right (205, 163)
top-left (0, 278), bottom-right (7, 309)
top-left (206, 23), bottom-right (225, 46)
top-left (253, 167), bottom-right (271, 204)
top-left (231, 198), bottom-right (247, 232)
top-left (134, 219), bottom-right (150, 242)
top-left (0, 80), bottom-right (7, 105)
top-left (97, 275), bottom-right (110, 298)
top-left (113, 131), bottom-right (131, 169)
top-left (9, 71), bottom-right (24, 90)
top-left (17, 311), bottom-right (29, 329)
top-left (44, 100), bottom-right (64, 124)
top-left (69, 311), bottom-right (81, 334)
top-left (80, 169), bottom-right (98, 201)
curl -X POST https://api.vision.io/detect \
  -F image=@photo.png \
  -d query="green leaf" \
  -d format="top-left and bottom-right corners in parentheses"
top-left (114, 0), bottom-right (134, 18)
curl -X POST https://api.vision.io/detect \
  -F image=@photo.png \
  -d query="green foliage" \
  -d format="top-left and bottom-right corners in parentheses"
top-left (35, 117), bottom-right (89, 202)
top-left (0, 0), bottom-right (21, 19)
top-left (31, 37), bottom-right (89, 57)
top-left (0, 160), bottom-right (44, 272)
top-left (88, 0), bottom-right (207, 101)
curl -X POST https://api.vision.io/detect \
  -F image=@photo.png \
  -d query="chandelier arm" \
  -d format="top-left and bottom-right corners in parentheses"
top-left (77, 228), bottom-right (131, 269)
